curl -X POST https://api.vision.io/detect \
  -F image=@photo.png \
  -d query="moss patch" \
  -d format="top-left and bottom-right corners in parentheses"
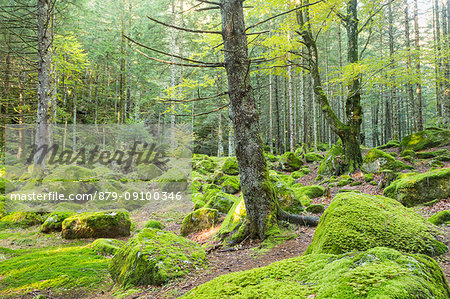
top-left (0, 212), bottom-right (45, 229)
top-left (221, 157), bottom-right (239, 175)
top-left (204, 190), bottom-right (238, 214)
top-left (428, 210), bottom-right (450, 226)
top-left (220, 176), bottom-right (240, 194)
top-left (361, 148), bottom-right (413, 174)
top-left (318, 145), bottom-right (343, 175)
top-left (91, 238), bottom-right (124, 256)
top-left (144, 220), bottom-right (165, 230)
top-left (40, 211), bottom-right (75, 233)
top-left (135, 164), bottom-right (163, 181)
top-left (278, 152), bottom-right (303, 172)
top-left (400, 128), bottom-right (450, 151)
top-left (182, 247), bottom-right (449, 299)
top-left (307, 192), bottom-right (447, 256)
top-left (109, 228), bottom-right (206, 288)
top-left (377, 140), bottom-right (400, 149)
top-left (293, 185), bottom-right (324, 199)
top-left (304, 152), bottom-right (324, 163)
top-left (383, 168), bottom-right (450, 207)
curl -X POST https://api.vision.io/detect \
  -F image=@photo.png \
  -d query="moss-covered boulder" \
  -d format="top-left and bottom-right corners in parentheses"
top-left (416, 149), bottom-right (449, 159)
top-left (220, 176), bottom-right (240, 194)
top-left (428, 210), bottom-right (450, 226)
top-left (304, 152), bottom-right (324, 163)
top-left (193, 155), bottom-right (217, 173)
top-left (91, 238), bottom-right (124, 256)
top-left (0, 177), bottom-right (15, 193)
top-left (306, 204), bottom-right (325, 214)
top-left (135, 164), bottom-right (163, 181)
top-left (221, 157), bottom-right (239, 175)
top-left (400, 128), bottom-right (450, 151)
top-left (204, 190), bottom-right (238, 213)
top-left (278, 152), bottom-right (303, 172)
top-left (0, 211), bottom-right (45, 228)
top-left (293, 185), bottom-right (324, 199)
top-left (182, 247), bottom-right (450, 299)
top-left (361, 148), bottom-right (413, 174)
top-left (217, 198), bottom-right (246, 244)
top-left (109, 228), bottom-right (206, 287)
top-left (158, 168), bottom-right (188, 192)
top-left (307, 192), bottom-right (447, 256)
top-left (383, 168), bottom-right (450, 207)
top-left (40, 211), bottom-right (75, 233)
top-left (0, 196), bottom-right (5, 218)
top-left (191, 193), bottom-right (206, 210)
top-left (272, 178), bottom-right (302, 213)
top-left (181, 208), bottom-right (219, 236)
top-left (299, 195), bottom-right (311, 207)
top-left (144, 220), bottom-right (165, 230)
top-left (61, 210), bottom-right (131, 239)
top-left (318, 145), bottom-right (343, 176)
top-left (377, 140), bottom-right (400, 149)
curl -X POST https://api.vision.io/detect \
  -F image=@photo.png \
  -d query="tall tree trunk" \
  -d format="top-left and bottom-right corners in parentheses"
top-left (434, 0), bottom-right (443, 125)
top-left (414, 0), bottom-right (424, 130)
top-left (405, 0), bottom-right (417, 131)
top-left (275, 76), bottom-right (282, 154)
top-left (35, 0), bottom-right (53, 165)
top-left (442, 0), bottom-right (450, 125)
top-left (388, 2), bottom-right (399, 139)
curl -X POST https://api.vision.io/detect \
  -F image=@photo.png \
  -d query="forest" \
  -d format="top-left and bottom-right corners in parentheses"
top-left (0, 0), bottom-right (449, 298)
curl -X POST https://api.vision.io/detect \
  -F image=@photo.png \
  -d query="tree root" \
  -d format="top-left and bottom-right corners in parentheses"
top-left (278, 210), bottom-right (320, 227)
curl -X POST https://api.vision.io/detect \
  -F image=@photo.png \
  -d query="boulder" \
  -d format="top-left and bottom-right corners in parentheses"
top-left (193, 155), bottom-right (217, 173)
top-left (428, 210), bottom-right (450, 226)
top-left (400, 128), bottom-right (450, 151)
top-left (182, 247), bottom-right (450, 299)
top-left (304, 152), bottom-right (324, 163)
top-left (416, 149), bottom-right (449, 159)
top-left (318, 145), bottom-right (343, 175)
top-left (272, 177), bottom-right (302, 213)
top-left (40, 211), bottom-right (75, 233)
top-left (377, 140), bottom-right (400, 149)
top-left (217, 198), bottom-right (246, 244)
top-left (306, 204), bottom-right (325, 214)
top-left (383, 168), bottom-right (450, 207)
top-left (191, 193), bottom-right (206, 210)
top-left (109, 228), bottom-right (206, 287)
top-left (136, 164), bottom-right (163, 181)
top-left (220, 176), bottom-right (240, 194)
top-left (293, 185), bottom-right (324, 199)
top-left (91, 238), bottom-right (124, 256)
top-left (221, 157), bottom-right (239, 175)
top-left (180, 208), bottom-right (219, 236)
top-left (145, 220), bottom-right (165, 230)
top-left (61, 210), bottom-right (131, 239)
top-left (203, 190), bottom-right (238, 213)
top-left (306, 192), bottom-right (447, 256)
top-left (158, 168), bottom-right (188, 192)
top-left (361, 148), bottom-right (413, 174)
top-left (0, 211), bottom-right (45, 228)
top-left (278, 152), bottom-right (303, 172)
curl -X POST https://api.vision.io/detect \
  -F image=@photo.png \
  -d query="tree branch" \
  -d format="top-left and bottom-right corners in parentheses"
top-left (159, 92), bottom-right (228, 103)
top-left (176, 104), bottom-right (229, 117)
top-left (148, 16), bottom-right (222, 35)
top-left (134, 48), bottom-right (224, 68)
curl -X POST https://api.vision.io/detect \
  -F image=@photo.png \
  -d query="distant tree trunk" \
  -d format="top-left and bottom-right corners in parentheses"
top-left (442, 0), bottom-right (450, 125)
top-left (274, 76), bottom-right (282, 154)
top-left (35, 0), bottom-right (53, 165)
top-left (288, 63), bottom-right (294, 152)
top-left (405, 0), bottom-right (417, 131)
top-left (388, 3), bottom-right (399, 139)
top-left (414, 0), bottom-right (424, 130)
top-left (433, 0), bottom-right (443, 125)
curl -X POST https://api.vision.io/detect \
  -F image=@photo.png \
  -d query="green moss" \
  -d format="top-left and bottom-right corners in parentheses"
top-left (181, 208), bottom-right (219, 236)
top-left (350, 181), bottom-right (362, 186)
top-left (43, 165), bottom-right (96, 182)
top-left (293, 185), bottom-right (324, 199)
top-left (221, 157), bottom-right (239, 175)
top-left (337, 175), bottom-right (354, 187)
top-left (299, 195), bottom-right (311, 207)
top-left (290, 170), bottom-right (305, 179)
top-left (364, 173), bottom-right (374, 182)
top-left (204, 190), bottom-right (238, 213)
top-left (400, 128), bottom-right (450, 151)
top-left (109, 228), bottom-right (206, 288)
top-left (304, 152), bottom-right (324, 163)
top-left (272, 178), bottom-right (302, 213)
top-left (144, 220), bottom-right (165, 230)
top-left (430, 160), bottom-right (444, 168)
top-left (265, 153), bottom-right (278, 162)
top-left (278, 152), bottom-right (303, 172)
top-left (182, 247), bottom-right (449, 299)
top-left (0, 211), bottom-right (45, 229)
top-left (416, 149), bottom-right (449, 159)
top-left (0, 245), bottom-right (110, 296)
top-left (400, 149), bottom-right (415, 158)
top-left (383, 168), bottom-right (450, 207)
top-left (158, 168), bottom-right (188, 192)
top-left (0, 177), bottom-right (15, 194)
top-left (135, 164), bottom-right (163, 181)
top-left (220, 176), bottom-right (240, 194)
top-left (0, 196), bottom-right (6, 218)
top-left (217, 198), bottom-right (246, 240)
top-left (307, 192), bottom-right (447, 256)
top-left (40, 211), bottom-right (75, 233)
top-left (193, 154), bottom-right (217, 174)
top-left (428, 210), bottom-right (450, 226)
top-left (203, 184), bottom-right (220, 193)
top-left (306, 204), bottom-right (325, 214)
top-left (191, 193), bottom-right (206, 210)
top-left (91, 238), bottom-right (124, 256)
top-left (361, 149), bottom-right (413, 174)
top-left (318, 145), bottom-right (343, 176)
top-left (62, 210), bottom-right (131, 239)
top-left (377, 140), bottom-right (400, 149)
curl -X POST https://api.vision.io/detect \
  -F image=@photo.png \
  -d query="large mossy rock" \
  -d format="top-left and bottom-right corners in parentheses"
top-left (158, 168), bottom-right (188, 192)
top-left (135, 164), bottom-right (163, 181)
top-left (221, 157), bottom-right (239, 175)
top-left (109, 228), bottom-right (206, 287)
top-left (61, 210), bottom-right (131, 239)
top-left (400, 128), bottom-right (450, 151)
top-left (428, 210), bottom-right (450, 226)
top-left (318, 145), bottom-right (343, 175)
top-left (91, 238), bottom-right (124, 256)
top-left (193, 154), bottom-right (217, 173)
top-left (293, 185), bottom-right (324, 199)
top-left (40, 211), bottom-right (75, 233)
top-left (271, 173), bottom-right (302, 213)
top-left (203, 189), bottom-right (238, 213)
top-left (0, 211), bottom-right (45, 228)
top-left (43, 165), bottom-right (96, 182)
top-left (182, 247), bottom-right (449, 299)
top-left (220, 176), bottom-right (240, 194)
top-left (217, 198), bottom-right (246, 243)
top-left (361, 148), bottom-right (413, 174)
top-left (383, 168), bottom-right (450, 207)
top-left (304, 152), bottom-right (324, 163)
top-left (278, 152), bottom-right (303, 172)
top-left (306, 192), bottom-right (447, 256)
top-left (180, 208), bottom-right (219, 236)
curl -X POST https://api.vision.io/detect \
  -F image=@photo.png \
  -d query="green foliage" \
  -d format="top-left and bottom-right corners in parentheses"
top-left (307, 192), bottom-right (447, 256)
top-left (109, 228), bottom-right (206, 288)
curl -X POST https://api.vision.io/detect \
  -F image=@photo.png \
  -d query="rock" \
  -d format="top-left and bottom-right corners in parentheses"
top-left (293, 185), bottom-right (324, 199)
top-left (217, 198), bottom-right (246, 243)
top-left (400, 149), bottom-right (416, 158)
top-left (0, 177), bottom-right (15, 194)
top-left (220, 176), bottom-right (240, 194)
top-left (264, 153), bottom-right (278, 162)
top-left (272, 177), bottom-right (302, 213)
top-left (191, 193), bottom-right (206, 210)
top-left (145, 220), bottom-right (165, 230)
top-left (377, 140), bottom-right (400, 149)
top-left (158, 168), bottom-right (188, 192)
top-left (221, 157), bottom-right (239, 175)
top-left (383, 168), bottom-right (450, 207)
top-left (416, 149), bottom-right (449, 159)
top-left (180, 208), bottom-right (219, 236)
top-left (182, 247), bottom-right (450, 299)
top-left (109, 228), bottom-right (206, 287)
top-left (306, 204), bottom-right (324, 214)
top-left (0, 196), bottom-right (5, 218)
top-left (278, 152), bottom-right (303, 172)
top-left (304, 152), bottom-right (324, 163)
top-left (400, 128), bottom-right (450, 151)
top-left (40, 211), bottom-right (75, 233)
top-left (193, 154), bottom-right (217, 173)
top-left (307, 192), bottom-right (447, 256)
top-left (61, 210), bottom-right (131, 239)
top-left (361, 148), bottom-right (413, 174)
top-left (204, 190), bottom-right (238, 213)
top-left (43, 165), bottom-right (96, 182)
top-left (136, 164), bottom-right (163, 181)
top-left (428, 210), bottom-right (450, 226)
top-left (318, 145), bottom-right (343, 175)
top-left (336, 174), bottom-right (354, 187)
top-left (0, 211), bottom-right (45, 228)
top-left (91, 238), bottom-right (124, 256)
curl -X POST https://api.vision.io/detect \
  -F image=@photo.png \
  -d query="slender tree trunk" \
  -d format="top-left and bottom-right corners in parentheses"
top-left (405, 0), bottom-right (417, 131)
top-left (442, 0), bottom-right (450, 124)
top-left (275, 76), bottom-right (282, 154)
top-left (414, 0), bottom-right (424, 130)
top-left (388, 3), bottom-right (399, 139)
top-left (434, 0), bottom-right (443, 125)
